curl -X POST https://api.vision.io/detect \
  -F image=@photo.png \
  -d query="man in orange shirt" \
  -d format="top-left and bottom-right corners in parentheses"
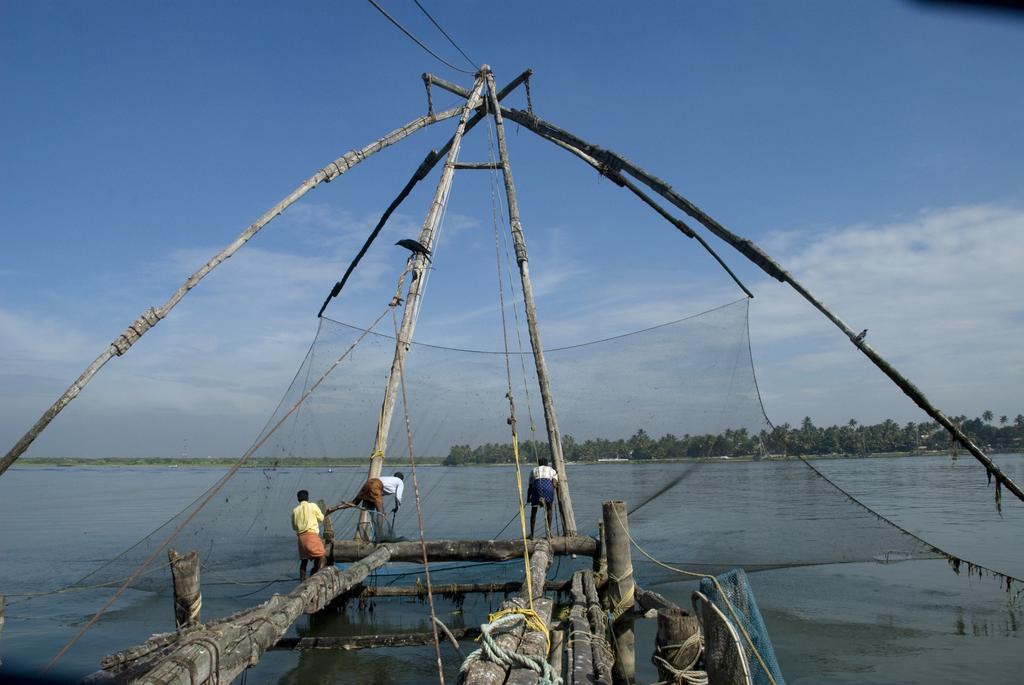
top-left (291, 489), bottom-right (326, 581)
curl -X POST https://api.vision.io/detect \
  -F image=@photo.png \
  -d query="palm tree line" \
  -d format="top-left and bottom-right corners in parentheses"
top-left (442, 412), bottom-right (1024, 464)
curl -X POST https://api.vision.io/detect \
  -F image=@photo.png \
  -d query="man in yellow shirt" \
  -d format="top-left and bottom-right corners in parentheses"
top-left (291, 490), bottom-right (325, 581)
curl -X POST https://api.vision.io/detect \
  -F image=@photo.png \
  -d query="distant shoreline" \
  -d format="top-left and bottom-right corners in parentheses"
top-left (14, 449), bottom-right (1017, 469)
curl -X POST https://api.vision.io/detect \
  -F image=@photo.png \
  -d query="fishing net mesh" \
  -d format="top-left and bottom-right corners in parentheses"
top-left (73, 297), bottom-right (955, 605)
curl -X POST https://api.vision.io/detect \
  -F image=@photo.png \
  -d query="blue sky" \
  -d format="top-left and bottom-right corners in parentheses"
top-left (1, 1), bottom-right (1022, 457)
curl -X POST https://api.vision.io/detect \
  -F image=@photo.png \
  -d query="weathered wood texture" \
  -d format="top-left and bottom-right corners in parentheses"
top-left (483, 69), bottom-right (578, 535)
top-left (547, 626), bottom-right (564, 681)
top-left (167, 550), bottom-right (201, 631)
top-left (653, 607), bottom-right (702, 683)
top-left (362, 75), bottom-right (487, 539)
top-left (635, 587), bottom-right (677, 613)
top-left (697, 592), bottom-right (752, 685)
top-left (332, 535), bottom-right (595, 562)
top-left (269, 627), bottom-right (480, 651)
top-left (567, 576), bottom-right (594, 685)
top-left (463, 538), bottom-right (553, 685)
top-left (602, 501), bottom-right (636, 685)
top-left (0, 105), bottom-right (464, 478)
top-left (104, 547), bottom-right (392, 684)
top-left (356, 580), bottom-right (570, 598)
top-left (582, 571), bottom-right (613, 684)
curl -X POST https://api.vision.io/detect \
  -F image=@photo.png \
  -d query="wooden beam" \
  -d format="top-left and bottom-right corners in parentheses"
top-left (332, 535), bottom-right (596, 563)
top-left (269, 627), bottom-right (481, 651)
top-left (454, 162), bottom-right (503, 169)
top-left (104, 547), bottom-right (392, 683)
top-left (653, 607), bottom-right (702, 683)
top-left (483, 69), bottom-right (578, 535)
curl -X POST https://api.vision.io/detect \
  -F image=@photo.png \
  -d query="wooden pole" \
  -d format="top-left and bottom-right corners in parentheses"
top-left (583, 571), bottom-right (613, 685)
top-left (167, 549), bottom-right (201, 632)
top-left (359, 74), bottom-right (486, 539)
top-left (105, 547), bottom-right (392, 683)
top-left (653, 607), bottom-right (702, 683)
top-left (482, 68), bottom-right (578, 535)
top-left (568, 572), bottom-right (595, 685)
top-left (332, 535), bottom-right (595, 563)
top-left (602, 501), bottom-right (636, 685)
top-left (356, 579), bottom-right (571, 598)
top-left (0, 105), bottom-right (464, 478)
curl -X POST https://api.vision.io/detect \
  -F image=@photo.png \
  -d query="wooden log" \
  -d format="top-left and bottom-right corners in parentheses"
top-left (269, 627), bottom-right (480, 651)
top-left (594, 520), bottom-right (608, 582)
top-left (112, 547), bottom-right (392, 684)
top-left (548, 626), bottom-right (564, 682)
top-left (332, 535), bottom-right (595, 563)
top-left (167, 549), bottom-right (201, 631)
top-left (568, 573), bottom-right (594, 685)
top-left (0, 104), bottom-right (464, 477)
top-left (483, 69), bottom-right (578, 535)
top-left (356, 579), bottom-right (571, 598)
top-left (505, 597), bottom-right (553, 685)
top-left (635, 587), bottom-right (676, 613)
top-left (653, 607), bottom-right (702, 683)
top-left (602, 501), bottom-right (636, 685)
top-left (453, 162), bottom-right (503, 169)
top-left (361, 74), bottom-right (487, 538)
top-left (463, 538), bottom-right (553, 685)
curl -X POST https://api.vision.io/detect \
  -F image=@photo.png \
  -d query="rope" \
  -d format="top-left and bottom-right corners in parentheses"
top-left (651, 633), bottom-right (707, 685)
top-left (364, 0), bottom-right (475, 74)
top-left (606, 567), bottom-right (635, 620)
top-left (44, 307), bottom-right (392, 672)
top-left (392, 308), bottom-right (446, 685)
top-left (457, 612), bottom-right (561, 685)
top-left (608, 508), bottom-right (778, 685)
top-left (413, 0), bottom-right (478, 69)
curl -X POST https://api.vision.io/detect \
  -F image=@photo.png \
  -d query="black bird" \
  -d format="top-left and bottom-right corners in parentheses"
top-left (854, 329), bottom-right (868, 343)
top-left (395, 238), bottom-right (432, 263)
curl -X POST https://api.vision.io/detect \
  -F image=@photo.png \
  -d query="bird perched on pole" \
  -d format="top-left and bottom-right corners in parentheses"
top-left (854, 329), bottom-right (868, 343)
top-left (395, 238), bottom-right (432, 263)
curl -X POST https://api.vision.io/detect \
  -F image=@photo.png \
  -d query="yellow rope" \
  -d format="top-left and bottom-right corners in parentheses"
top-left (609, 508), bottom-right (778, 685)
top-left (488, 606), bottom-right (551, 653)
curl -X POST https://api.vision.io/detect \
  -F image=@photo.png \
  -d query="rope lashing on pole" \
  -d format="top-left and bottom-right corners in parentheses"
top-left (651, 633), bottom-right (708, 685)
top-left (457, 611), bottom-right (561, 685)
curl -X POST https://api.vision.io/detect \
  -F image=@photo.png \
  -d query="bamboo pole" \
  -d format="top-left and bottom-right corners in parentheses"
top-left (317, 69), bottom-right (534, 318)
top-left (490, 105), bottom-right (1024, 506)
top-left (167, 549), bottom-right (201, 632)
top-left (483, 68), bottom-right (578, 536)
top-left (0, 105), bottom-right (464, 478)
top-left (333, 535), bottom-right (595, 563)
top-left (359, 74), bottom-right (486, 539)
top-left (602, 501), bottom-right (636, 685)
top-left (108, 547), bottom-right (392, 683)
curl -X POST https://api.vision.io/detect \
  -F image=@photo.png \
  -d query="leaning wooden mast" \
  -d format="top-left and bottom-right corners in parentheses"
top-left (360, 73), bottom-right (487, 538)
top-left (482, 68), bottom-right (578, 536)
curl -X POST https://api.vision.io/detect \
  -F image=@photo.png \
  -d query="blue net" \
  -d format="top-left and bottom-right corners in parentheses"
top-left (700, 569), bottom-right (785, 685)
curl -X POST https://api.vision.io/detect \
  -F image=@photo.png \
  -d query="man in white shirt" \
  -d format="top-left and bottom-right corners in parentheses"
top-left (327, 472), bottom-right (405, 539)
top-left (527, 458), bottom-right (558, 539)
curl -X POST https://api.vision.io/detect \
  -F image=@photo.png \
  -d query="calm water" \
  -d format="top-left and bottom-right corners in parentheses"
top-left (1, 455), bottom-right (1022, 684)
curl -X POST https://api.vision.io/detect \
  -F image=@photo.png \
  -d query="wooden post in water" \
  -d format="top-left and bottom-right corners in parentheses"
top-left (359, 73), bottom-right (486, 539)
top-left (483, 68), bottom-right (578, 535)
top-left (318, 498), bottom-right (335, 566)
top-left (602, 500), bottom-right (636, 685)
top-left (167, 549), bottom-right (201, 631)
top-left (653, 607), bottom-right (702, 683)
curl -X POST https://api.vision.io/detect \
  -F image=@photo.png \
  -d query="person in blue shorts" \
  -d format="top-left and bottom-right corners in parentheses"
top-left (527, 457), bottom-right (559, 539)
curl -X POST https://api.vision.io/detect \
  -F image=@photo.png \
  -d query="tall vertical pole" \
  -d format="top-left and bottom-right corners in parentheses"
top-left (483, 69), bottom-right (578, 535)
top-left (359, 74), bottom-right (486, 539)
top-left (602, 500), bottom-right (636, 685)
